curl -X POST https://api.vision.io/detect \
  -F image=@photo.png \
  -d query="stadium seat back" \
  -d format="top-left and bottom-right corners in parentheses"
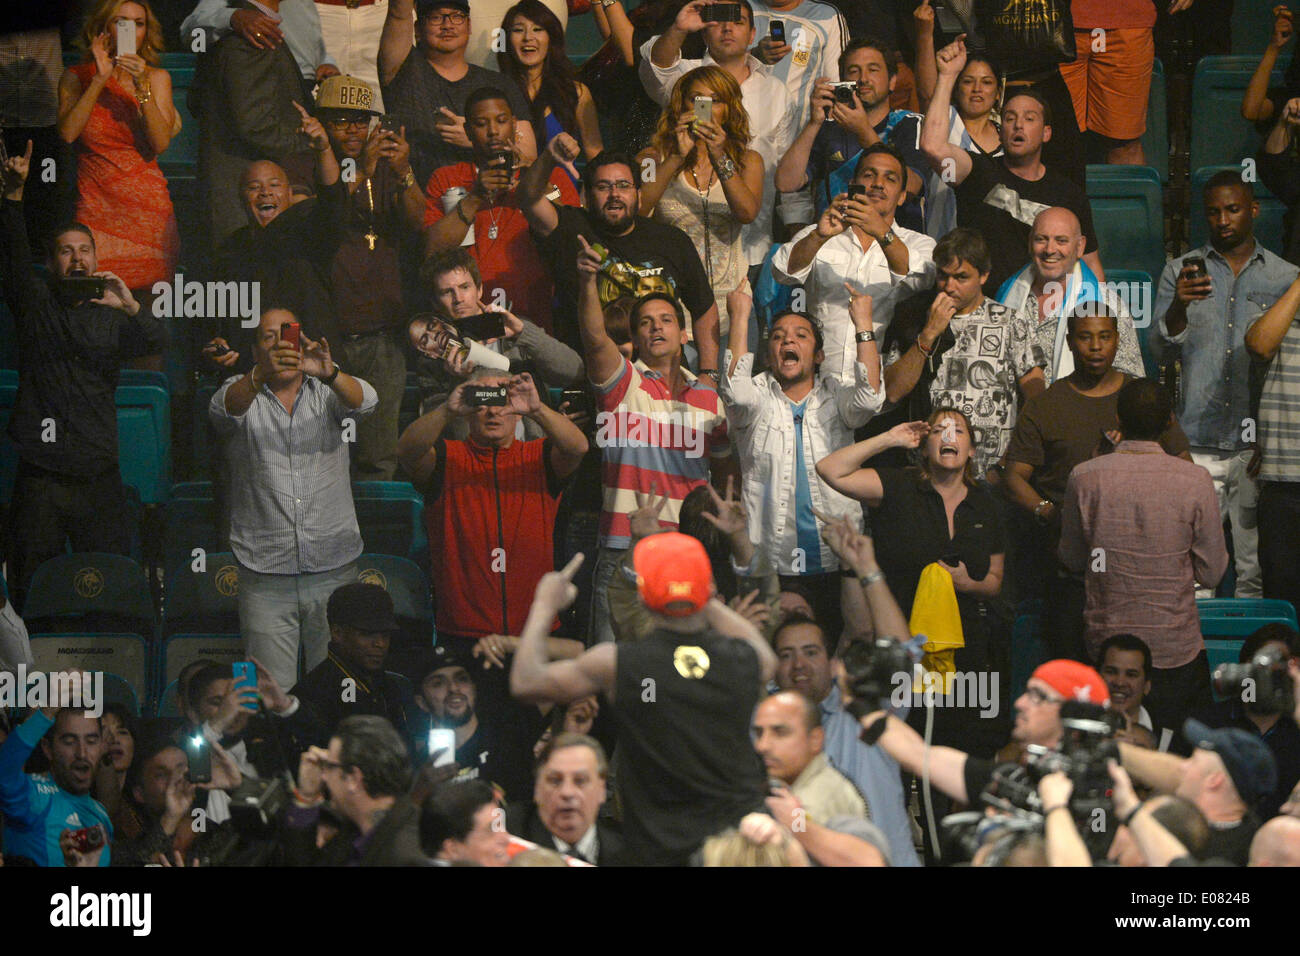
top-left (161, 633), bottom-right (245, 690)
top-left (28, 633), bottom-right (149, 710)
top-left (165, 551), bottom-right (242, 635)
top-left (1085, 165), bottom-right (1165, 281)
top-left (1142, 59), bottom-right (1169, 183)
top-left (116, 384), bottom-right (171, 504)
top-left (24, 553), bottom-right (156, 634)
top-left (1190, 55), bottom-right (1291, 171)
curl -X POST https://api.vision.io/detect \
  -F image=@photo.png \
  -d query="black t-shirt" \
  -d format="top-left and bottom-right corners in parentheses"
top-left (612, 629), bottom-right (768, 865)
top-left (538, 204), bottom-right (716, 354)
top-left (955, 153), bottom-right (1098, 294)
top-left (1202, 814), bottom-right (1260, 866)
top-left (383, 56), bottom-right (533, 185)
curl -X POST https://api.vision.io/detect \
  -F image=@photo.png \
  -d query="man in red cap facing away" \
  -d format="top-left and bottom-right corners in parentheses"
top-left (510, 533), bottom-right (777, 865)
top-left (858, 659), bottom-right (1111, 808)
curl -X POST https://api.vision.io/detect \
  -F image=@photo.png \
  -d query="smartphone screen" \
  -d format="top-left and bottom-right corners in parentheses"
top-left (115, 18), bottom-right (137, 57)
top-left (769, 19), bottom-right (785, 42)
top-left (185, 733), bottom-right (212, 785)
top-left (232, 662), bottom-right (258, 710)
top-left (457, 312), bottom-right (507, 341)
top-left (428, 728), bottom-right (456, 768)
top-left (694, 96), bottom-right (714, 126)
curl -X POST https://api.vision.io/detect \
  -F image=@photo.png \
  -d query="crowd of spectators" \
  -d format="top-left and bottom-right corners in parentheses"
top-left (1, 0), bottom-right (1299, 869)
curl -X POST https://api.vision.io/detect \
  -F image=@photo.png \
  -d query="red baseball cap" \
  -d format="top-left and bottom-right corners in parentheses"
top-left (1030, 659), bottom-right (1110, 706)
top-left (633, 532), bottom-right (714, 616)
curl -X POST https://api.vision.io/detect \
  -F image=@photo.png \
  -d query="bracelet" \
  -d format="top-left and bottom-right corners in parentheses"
top-left (292, 788), bottom-right (323, 807)
top-left (697, 368), bottom-right (718, 380)
top-left (248, 365), bottom-right (264, 390)
top-left (1120, 804), bottom-right (1141, 827)
top-left (321, 364), bottom-right (341, 386)
top-left (714, 154), bottom-right (738, 181)
top-left (859, 569), bottom-right (884, 586)
top-left (915, 337), bottom-right (933, 357)
top-left (399, 169), bottom-right (416, 190)
top-left (455, 200), bottom-right (474, 226)
top-left (1043, 804), bottom-right (1070, 817)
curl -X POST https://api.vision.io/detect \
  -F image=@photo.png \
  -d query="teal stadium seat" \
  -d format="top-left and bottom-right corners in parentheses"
top-left (28, 633), bottom-right (150, 712)
top-left (1233, 0), bottom-right (1286, 55)
top-left (1188, 165), bottom-right (1287, 253)
top-left (158, 53), bottom-right (199, 180)
top-left (116, 384), bottom-right (171, 504)
top-left (1198, 597), bottom-right (1298, 637)
top-left (23, 553), bottom-right (157, 636)
top-left (156, 679), bottom-right (183, 717)
top-left (353, 482), bottom-right (427, 563)
top-left (119, 369), bottom-right (171, 392)
top-left (356, 554), bottom-right (433, 627)
top-left (1085, 165), bottom-right (1165, 282)
top-left (164, 550), bottom-right (241, 637)
top-left (164, 491), bottom-right (224, 580)
top-left (1142, 58), bottom-right (1169, 183)
top-left (159, 633), bottom-right (246, 703)
top-left (1190, 55), bottom-right (1291, 172)
top-left (1010, 614), bottom-right (1048, 699)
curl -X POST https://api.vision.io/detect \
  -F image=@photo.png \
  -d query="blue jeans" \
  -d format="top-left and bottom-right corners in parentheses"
top-left (588, 545), bottom-right (628, 645)
top-left (236, 562), bottom-right (358, 689)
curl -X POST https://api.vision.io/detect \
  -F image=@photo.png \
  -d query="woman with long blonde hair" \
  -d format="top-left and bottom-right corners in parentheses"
top-left (57, 0), bottom-right (180, 293)
top-left (636, 65), bottom-right (764, 337)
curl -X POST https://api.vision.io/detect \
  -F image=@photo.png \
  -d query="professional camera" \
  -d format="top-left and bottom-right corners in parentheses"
top-left (1213, 646), bottom-right (1295, 715)
top-left (228, 774), bottom-right (290, 836)
top-left (1025, 701), bottom-right (1120, 809)
top-left (940, 806), bottom-right (1041, 865)
top-left (841, 637), bottom-right (917, 719)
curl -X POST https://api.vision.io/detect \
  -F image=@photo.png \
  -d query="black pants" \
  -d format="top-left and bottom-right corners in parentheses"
top-left (1042, 572), bottom-right (1090, 664)
top-left (1146, 651), bottom-right (1212, 749)
top-left (1259, 481), bottom-right (1300, 627)
top-left (5, 462), bottom-right (131, 613)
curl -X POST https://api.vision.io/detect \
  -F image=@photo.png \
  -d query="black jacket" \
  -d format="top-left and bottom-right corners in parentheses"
top-left (286, 649), bottom-right (416, 749)
top-left (505, 800), bottom-right (627, 866)
top-left (281, 795), bottom-right (425, 866)
top-left (0, 200), bottom-right (168, 477)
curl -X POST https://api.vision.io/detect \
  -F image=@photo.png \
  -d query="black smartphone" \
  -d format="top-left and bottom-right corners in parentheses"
top-left (457, 312), bottom-right (507, 340)
top-left (185, 732), bottom-right (212, 785)
top-left (769, 19), bottom-right (785, 42)
top-left (59, 276), bottom-right (107, 301)
top-left (847, 183), bottom-right (867, 200)
top-left (467, 385), bottom-right (509, 407)
top-left (560, 387), bottom-right (595, 421)
top-left (701, 3), bottom-right (743, 22)
top-left (207, 342), bottom-right (231, 357)
top-left (487, 148), bottom-right (514, 175)
top-left (380, 114), bottom-right (400, 135)
top-left (1183, 256), bottom-right (1207, 280)
top-left (933, 0), bottom-right (964, 35)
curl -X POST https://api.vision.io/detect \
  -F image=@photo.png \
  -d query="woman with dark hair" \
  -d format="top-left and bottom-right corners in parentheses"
top-left (817, 408), bottom-right (1011, 757)
top-left (637, 65), bottom-right (764, 337)
top-left (499, 0), bottom-right (603, 175)
top-left (93, 703), bottom-right (139, 835)
top-left (57, 0), bottom-right (180, 294)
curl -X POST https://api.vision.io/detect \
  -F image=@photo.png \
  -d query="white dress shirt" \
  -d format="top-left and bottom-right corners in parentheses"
top-left (720, 351), bottom-right (882, 574)
top-left (772, 222), bottom-right (935, 382)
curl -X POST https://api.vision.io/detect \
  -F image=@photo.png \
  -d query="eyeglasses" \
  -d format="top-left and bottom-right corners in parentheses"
top-left (326, 117), bottom-right (371, 130)
top-left (425, 11), bottom-right (467, 24)
top-left (592, 180), bottom-right (635, 193)
top-left (1024, 687), bottom-right (1063, 706)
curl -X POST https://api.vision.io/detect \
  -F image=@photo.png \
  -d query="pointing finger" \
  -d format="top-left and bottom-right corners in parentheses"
top-left (559, 552), bottom-right (585, 580)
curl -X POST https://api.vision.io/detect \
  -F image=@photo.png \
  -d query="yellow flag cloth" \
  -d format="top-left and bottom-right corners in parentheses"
top-left (908, 563), bottom-right (966, 695)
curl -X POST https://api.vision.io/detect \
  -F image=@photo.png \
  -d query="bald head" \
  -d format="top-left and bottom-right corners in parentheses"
top-left (242, 160), bottom-right (292, 228)
top-left (1249, 815), bottom-right (1300, 866)
top-left (1030, 206), bottom-right (1086, 284)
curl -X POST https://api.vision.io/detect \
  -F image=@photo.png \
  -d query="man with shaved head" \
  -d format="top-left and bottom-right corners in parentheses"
top-left (996, 206), bottom-right (1145, 384)
top-left (752, 690), bottom-right (870, 825)
top-left (1248, 814), bottom-right (1300, 865)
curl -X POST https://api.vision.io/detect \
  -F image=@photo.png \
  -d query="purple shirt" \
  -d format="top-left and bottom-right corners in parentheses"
top-left (1058, 440), bottom-right (1228, 668)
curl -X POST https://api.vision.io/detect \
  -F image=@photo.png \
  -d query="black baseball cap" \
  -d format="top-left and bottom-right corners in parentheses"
top-left (1183, 718), bottom-right (1278, 809)
top-left (327, 582), bottom-right (400, 633)
top-left (415, 645), bottom-right (475, 683)
top-left (416, 0), bottom-right (470, 16)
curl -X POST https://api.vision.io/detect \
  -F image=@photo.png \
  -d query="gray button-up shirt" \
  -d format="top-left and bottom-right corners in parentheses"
top-left (210, 374), bottom-right (377, 574)
top-left (182, 0), bottom-right (335, 80)
top-left (1151, 243), bottom-right (1299, 451)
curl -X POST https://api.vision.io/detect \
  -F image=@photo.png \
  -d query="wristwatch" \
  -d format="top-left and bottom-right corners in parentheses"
top-left (877, 228), bottom-right (897, 248)
top-left (322, 364), bottom-right (342, 385)
top-left (398, 169), bottom-right (416, 190)
top-left (1033, 499), bottom-right (1053, 524)
top-left (855, 329), bottom-right (876, 343)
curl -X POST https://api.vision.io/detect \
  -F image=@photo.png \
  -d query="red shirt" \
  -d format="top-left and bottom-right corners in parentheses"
top-left (424, 436), bottom-right (563, 640)
top-left (1070, 0), bottom-right (1155, 29)
top-left (423, 164), bottom-right (578, 334)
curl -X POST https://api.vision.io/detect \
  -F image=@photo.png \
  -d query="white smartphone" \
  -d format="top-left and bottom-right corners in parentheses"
top-left (115, 18), bottom-right (137, 57)
top-left (693, 96), bottom-right (713, 126)
top-left (428, 728), bottom-right (456, 768)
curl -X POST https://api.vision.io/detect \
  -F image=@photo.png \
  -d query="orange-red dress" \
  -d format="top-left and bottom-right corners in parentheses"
top-left (69, 62), bottom-right (179, 290)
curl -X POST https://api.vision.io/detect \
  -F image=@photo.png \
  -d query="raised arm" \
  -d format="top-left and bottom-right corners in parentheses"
top-left (703, 596), bottom-right (777, 684)
top-left (576, 235), bottom-right (625, 384)
top-left (815, 421), bottom-right (929, 505)
top-left (913, 0), bottom-right (939, 108)
top-left (818, 512), bottom-right (910, 644)
top-left (511, 555), bottom-right (618, 703)
top-left (379, 0), bottom-right (416, 87)
top-left (885, 293), bottom-right (952, 403)
top-left (1117, 740), bottom-right (1186, 795)
top-left (519, 132), bottom-right (579, 238)
top-left (507, 373), bottom-right (589, 478)
top-left (396, 380), bottom-right (472, 488)
top-left (57, 50), bottom-right (111, 144)
top-left (774, 79), bottom-right (831, 192)
top-left (1241, 14), bottom-right (1292, 122)
top-left (919, 36), bottom-right (972, 183)
top-left (864, 712), bottom-right (972, 803)
top-left (592, 0), bottom-right (636, 66)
